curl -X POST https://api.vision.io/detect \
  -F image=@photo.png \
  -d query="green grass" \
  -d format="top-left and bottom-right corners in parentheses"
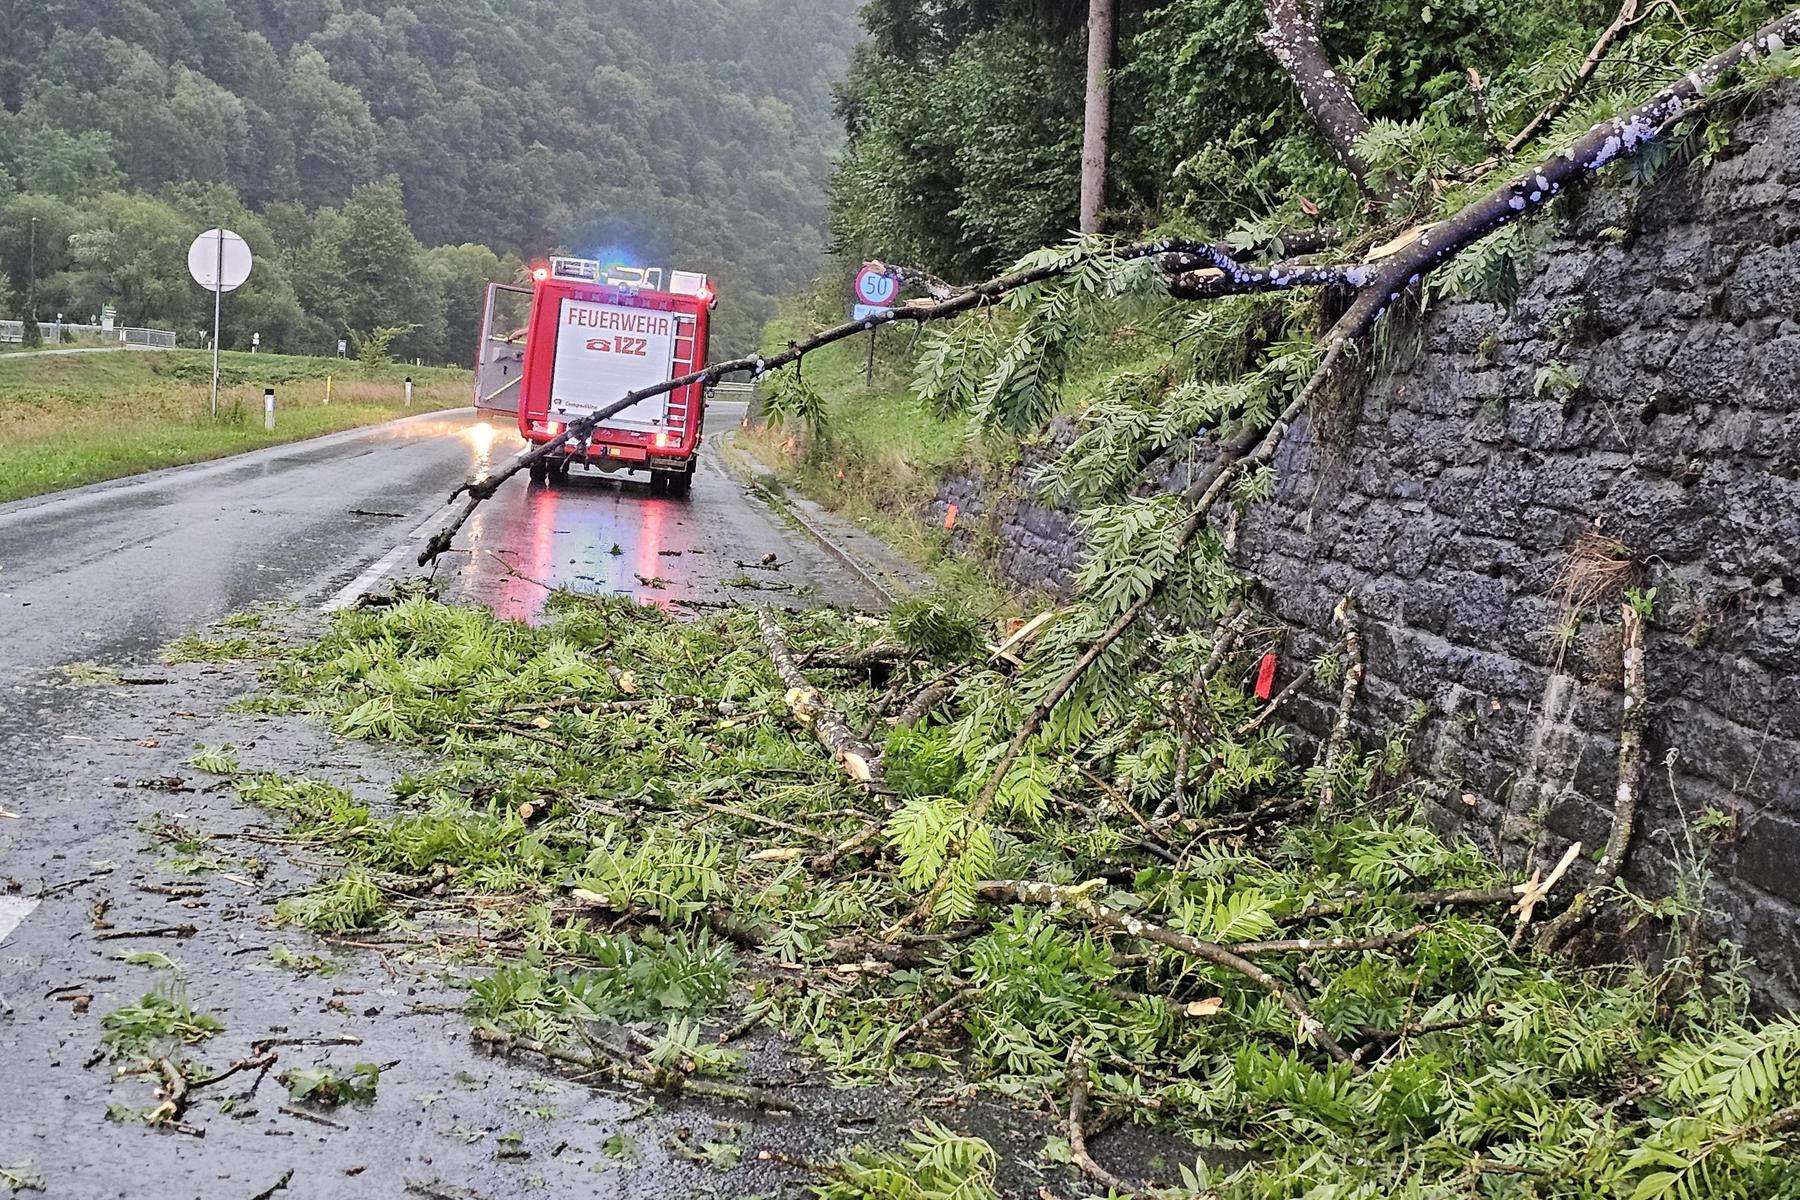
top-left (0, 349), bottom-right (472, 503)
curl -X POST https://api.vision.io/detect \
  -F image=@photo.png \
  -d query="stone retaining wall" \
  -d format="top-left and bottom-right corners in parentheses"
top-left (930, 86), bottom-right (1800, 1006)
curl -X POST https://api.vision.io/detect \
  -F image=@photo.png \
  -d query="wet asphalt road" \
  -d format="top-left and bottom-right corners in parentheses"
top-left (0, 402), bottom-right (874, 676)
top-left (0, 407), bottom-right (981, 1197)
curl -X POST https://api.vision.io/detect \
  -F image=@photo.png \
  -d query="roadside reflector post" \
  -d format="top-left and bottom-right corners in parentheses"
top-left (1254, 653), bottom-right (1278, 701)
top-left (404, 375), bottom-right (413, 407)
top-left (325, 375), bottom-right (332, 405)
top-left (263, 387), bottom-right (276, 431)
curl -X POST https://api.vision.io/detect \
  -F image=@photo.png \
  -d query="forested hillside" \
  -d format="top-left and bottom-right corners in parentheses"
top-left (0, 0), bottom-right (861, 358)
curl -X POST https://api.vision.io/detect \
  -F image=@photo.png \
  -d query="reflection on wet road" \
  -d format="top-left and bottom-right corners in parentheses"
top-left (432, 405), bottom-right (874, 619)
top-left (0, 404), bottom-right (876, 680)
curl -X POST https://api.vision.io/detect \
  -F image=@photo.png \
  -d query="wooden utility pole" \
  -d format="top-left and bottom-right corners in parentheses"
top-left (1079, 0), bottom-right (1115, 233)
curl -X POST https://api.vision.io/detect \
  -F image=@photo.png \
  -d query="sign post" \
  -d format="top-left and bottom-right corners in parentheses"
top-left (851, 264), bottom-right (898, 387)
top-left (187, 229), bottom-right (253, 418)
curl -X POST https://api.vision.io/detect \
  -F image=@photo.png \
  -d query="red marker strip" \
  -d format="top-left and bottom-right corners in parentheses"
top-left (1254, 653), bottom-right (1278, 701)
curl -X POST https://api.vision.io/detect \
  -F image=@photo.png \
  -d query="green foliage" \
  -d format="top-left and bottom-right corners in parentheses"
top-left (575, 827), bottom-right (724, 922)
top-left (1534, 359), bottom-right (1583, 399)
top-left (279, 1062), bottom-right (380, 1108)
top-left (0, 2), bottom-right (864, 356)
top-left (0, 1162), bottom-right (44, 1194)
top-left (815, 1121), bottom-right (999, 1200)
top-left (99, 985), bottom-right (223, 1060)
top-left (761, 368), bottom-right (832, 444)
top-left (187, 744), bottom-right (240, 775)
top-left (249, 595), bottom-right (1800, 1196)
top-left (468, 932), bottom-right (737, 1040)
top-left (275, 871), bottom-right (389, 934)
top-left (888, 596), bottom-right (985, 661)
top-left (350, 324), bottom-right (416, 375)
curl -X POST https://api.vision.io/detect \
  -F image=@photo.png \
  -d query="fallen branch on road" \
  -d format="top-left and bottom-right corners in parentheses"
top-left (756, 607), bottom-right (886, 793)
top-left (471, 1026), bottom-right (798, 1112)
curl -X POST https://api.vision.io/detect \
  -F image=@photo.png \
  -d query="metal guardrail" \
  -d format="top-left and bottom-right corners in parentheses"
top-left (0, 320), bottom-right (177, 348)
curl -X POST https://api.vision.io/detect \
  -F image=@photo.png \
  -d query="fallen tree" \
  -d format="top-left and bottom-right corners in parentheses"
top-left (215, 593), bottom-right (1800, 1198)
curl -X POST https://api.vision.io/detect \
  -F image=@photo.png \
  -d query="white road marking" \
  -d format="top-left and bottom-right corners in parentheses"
top-left (321, 506), bottom-right (453, 612)
top-left (0, 895), bottom-right (40, 944)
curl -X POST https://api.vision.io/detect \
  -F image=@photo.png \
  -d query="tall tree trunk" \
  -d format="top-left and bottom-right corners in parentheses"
top-left (1259, 0), bottom-right (1383, 197)
top-left (1079, 0), bottom-right (1115, 234)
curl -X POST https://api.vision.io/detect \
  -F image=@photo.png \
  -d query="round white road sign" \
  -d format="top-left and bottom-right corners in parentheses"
top-left (187, 228), bottom-right (254, 293)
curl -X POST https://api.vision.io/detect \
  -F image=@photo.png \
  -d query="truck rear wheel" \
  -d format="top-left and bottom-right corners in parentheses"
top-left (648, 471), bottom-right (668, 496)
top-left (668, 465), bottom-right (693, 497)
top-left (528, 459), bottom-right (548, 485)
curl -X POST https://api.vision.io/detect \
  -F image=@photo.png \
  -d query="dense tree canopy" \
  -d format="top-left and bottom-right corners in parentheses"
top-left (0, 0), bottom-right (862, 357)
top-left (829, 0), bottom-right (1788, 278)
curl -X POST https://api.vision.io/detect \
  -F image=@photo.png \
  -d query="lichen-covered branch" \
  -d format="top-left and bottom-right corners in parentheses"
top-left (1068, 1038), bottom-right (1146, 1196)
top-left (1258, 0), bottom-right (1384, 195)
top-left (1319, 593), bottom-right (1365, 810)
top-left (471, 1026), bottom-right (797, 1112)
top-left (1331, 9), bottom-right (1800, 341)
top-left (755, 607), bottom-right (886, 793)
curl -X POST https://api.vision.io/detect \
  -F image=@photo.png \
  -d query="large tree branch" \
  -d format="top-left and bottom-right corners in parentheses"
top-left (1537, 602), bottom-right (1647, 951)
top-left (419, 239), bottom-right (1177, 564)
top-left (1259, 0), bottom-right (1385, 196)
top-left (1331, 9), bottom-right (1800, 342)
top-left (756, 607), bottom-right (886, 793)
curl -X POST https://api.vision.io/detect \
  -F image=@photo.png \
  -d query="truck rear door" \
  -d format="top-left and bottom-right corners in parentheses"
top-left (548, 297), bottom-right (680, 434)
top-left (474, 283), bottom-right (531, 418)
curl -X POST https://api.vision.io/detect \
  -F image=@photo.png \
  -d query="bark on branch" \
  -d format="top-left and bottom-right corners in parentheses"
top-left (1319, 593), bottom-right (1365, 810)
top-left (1537, 601), bottom-right (1648, 951)
top-left (755, 607), bottom-right (886, 793)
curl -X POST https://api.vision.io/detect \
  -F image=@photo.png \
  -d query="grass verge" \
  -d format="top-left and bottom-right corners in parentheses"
top-left (0, 349), bottom-right (470, 503)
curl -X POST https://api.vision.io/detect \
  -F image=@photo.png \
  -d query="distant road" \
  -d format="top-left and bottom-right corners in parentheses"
top-left (0, 403), bottom-right (873, 677)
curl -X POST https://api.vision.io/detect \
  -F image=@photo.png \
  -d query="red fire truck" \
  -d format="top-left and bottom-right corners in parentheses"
top-left (474, 258), bottom-right (715, 496)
